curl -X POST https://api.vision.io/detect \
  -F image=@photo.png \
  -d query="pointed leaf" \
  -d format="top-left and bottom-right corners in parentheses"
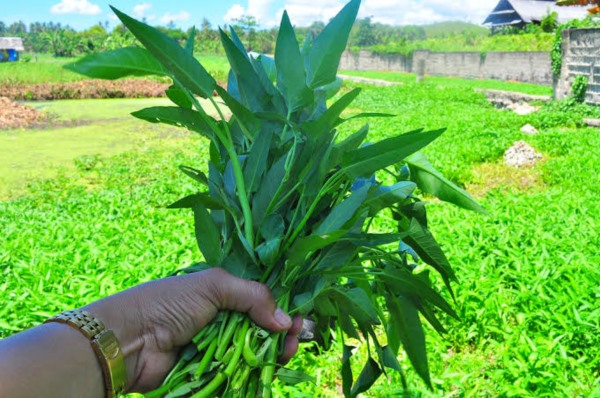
top-left (64, 47), bottom-right (168, 79)
top-left (303, 88), bottom-right (361, 139)
top-left (185, 26), bottom-right (195, 54)
top-left (387, 295), bottom-right (431, 388)
top-left (407, 152), bottom-right (485, 214)
top-left (276, 11), bottom-right (313, 112)
top-left (243, 128), bottom-right (273, 193)
top-left (275, 368), bottom-right (315, 385)
top-left (287, 230), bottom-right (346, 268)
top-left (192, 203), bottom-right (222, 265)
top-left (383, 266), bottom-right (457, 318)
top-left (111, 7), bottom-right (215, 98)
top-left (165, 84), bottom-right (193, 109)
top-left (342, 129), bottom-right (444, 179)
top-left (364, 181), bottom-right (416, 215)
top-left (306, 0), bottom-right (361, 88)
top-left (342, 345), bottom-right (355, 398)
top-left (404, 218), bottom-right (456, 284)
top-left (350, 357), bottom-right (382, 397)
top-left (167, 193), bottom-right (223, 210)
top-left (315, 183), bottom-right (370, 235)
top-left (220, 28), bottom-right (268, 111)
top-left (179, 165), bottom-right (208, 186)
top-left (215, 86), bottom-right (259, 138)
top-left (131, 106), bottom-right (215, 140)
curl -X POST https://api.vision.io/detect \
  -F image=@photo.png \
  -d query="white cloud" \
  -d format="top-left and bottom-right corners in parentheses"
top-left (160, 11), bottom-right (191, 24)
top-left (278, 0), bottom-right (496, 26)
top-left (133, 3), bottom-right (152, 18)
top-left (51, 0), bottom-right (101, 15)
top-left (224, 0), bottom-right (279, 26)
top-left (224, 4), bottom-right (246, 22)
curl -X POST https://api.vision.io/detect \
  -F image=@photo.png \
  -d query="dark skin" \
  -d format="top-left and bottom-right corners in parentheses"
top-left (0, 268), bottom-right (303, 397)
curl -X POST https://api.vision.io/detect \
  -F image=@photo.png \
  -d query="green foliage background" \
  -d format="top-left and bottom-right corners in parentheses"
top-left (1, 70), bottom-right (600, 395)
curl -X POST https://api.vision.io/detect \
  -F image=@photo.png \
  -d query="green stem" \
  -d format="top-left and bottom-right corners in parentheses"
top-left (209, 96), bottom-right (255, 250)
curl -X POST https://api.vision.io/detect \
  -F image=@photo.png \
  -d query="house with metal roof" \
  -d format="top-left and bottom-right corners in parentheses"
top-left (0, 37), bottom-right (25, 62)
top-left (483, 0), bottom-right (589, 29)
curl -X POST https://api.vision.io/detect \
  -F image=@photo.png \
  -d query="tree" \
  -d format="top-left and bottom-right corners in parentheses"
top-left (231, 15), bottom-right (258, 51)
top-left (556, 0), bottom-right (600, 14)
top-left (354, 17), bottom-right (376, 47)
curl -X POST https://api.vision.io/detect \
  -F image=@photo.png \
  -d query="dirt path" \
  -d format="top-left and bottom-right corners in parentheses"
top-left (338, 74), bottom-right (403, 86)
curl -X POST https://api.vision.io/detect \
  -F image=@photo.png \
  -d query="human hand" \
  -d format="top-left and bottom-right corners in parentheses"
top-left (85, 268), bottom-right (302, 392)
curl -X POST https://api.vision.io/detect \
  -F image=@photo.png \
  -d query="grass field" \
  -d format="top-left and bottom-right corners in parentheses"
top-left (1, 73), bottom-right (599, 397)
top-left (0, 53), bottom-right (230, 84)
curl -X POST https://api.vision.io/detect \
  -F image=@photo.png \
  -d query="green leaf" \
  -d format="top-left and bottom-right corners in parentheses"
top-left (342, 345), bottom-right (355, 398)
top-left (185, 26), bottom-right (195, 54)
top-left (303, 88), bottom-right (361, 139)
top-left (131, 107), bottom-right (216, 140)
top-left (342, 129), bottom-right (445, 179)
top-left (315, 183), bottom-right (370, 235)
top-left (276, 368), bottom-right (315, 385)
top-left (111, 7), bottom-right (215, 98)
top-left (305, 0), bottom-right (361, 88)
top-left (252, 155), bottom-right (287, 225)
top-left (215, 86), bottom-right (259, 138)
top-left (275, 11), bottom-right (313, 112)
top-left (179, 165), bottom-right (208, 186)
top-left (165, 84), bottom-right (193, 109)
top-left (287, 230), bottom-right (346, 269)
top-left (255, 237), bottom-right (281, 267)
top-left (332, 287), bottom-right (380, 326)
top-left (167, 193), bottom-right (224, 210)
top-left (192, 203), bottom-right (222, 266)
top-left (382, 266), bottom-right (457, 318)
top-left (407, 152), bottom-right (486, 214)
top-left (219, 28), bottom-right (268, 111)
top-left (364, 181), bottom-right (416, 215)
top-left (258, 54), bottom-right (277, 82)
top-left (404, 218), bottom-right (457, 285)
top-left (387, 295), bottom-right (431, 388)
top-left (64, 47), bottom-right (168, 79)
top-left (243, 128), bottom-right (273, 193)
top-left (335, 112), bottom-right (395, 128)
top-left (330, 124), bottom-right (369, 167)
top-left (316, 77), bottom-right (343, 99)
top-left (350, 357), bottom-right (382, 397)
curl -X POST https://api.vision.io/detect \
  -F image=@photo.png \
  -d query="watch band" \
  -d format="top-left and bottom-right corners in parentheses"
top-left (45, 310), bottom-right (127, 398)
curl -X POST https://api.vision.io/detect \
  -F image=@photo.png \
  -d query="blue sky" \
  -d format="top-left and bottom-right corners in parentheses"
top-left (1, 0), bottom-right (499, 31)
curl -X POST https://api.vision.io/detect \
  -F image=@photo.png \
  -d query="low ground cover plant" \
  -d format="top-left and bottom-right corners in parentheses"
top-left (2, 62), bottom-right (600, 397)
top-left (66, 1), bottom-right (483, 396)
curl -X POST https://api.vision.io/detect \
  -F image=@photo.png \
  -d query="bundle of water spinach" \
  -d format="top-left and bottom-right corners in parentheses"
top-left (67, 0), bottom-right (484, 396)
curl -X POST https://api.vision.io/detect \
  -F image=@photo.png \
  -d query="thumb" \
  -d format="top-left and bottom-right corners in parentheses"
top-left (204, 268), bottom-right (292, 332)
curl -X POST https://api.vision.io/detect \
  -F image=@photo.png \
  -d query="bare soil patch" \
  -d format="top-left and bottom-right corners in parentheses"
top-left (0, 97), bottom-right (48, 129)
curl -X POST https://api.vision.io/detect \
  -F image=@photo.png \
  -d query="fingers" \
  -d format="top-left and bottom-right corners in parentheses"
top-left (203, 268), bottom-right (292, 332)
top-left (278, 315), bottom-right (303, 365)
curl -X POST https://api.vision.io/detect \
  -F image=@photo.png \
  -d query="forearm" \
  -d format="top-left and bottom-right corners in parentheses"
top-left (0, 322), bottom-right (105, 398)
top-left (0, 295), bottom-right (144, 398)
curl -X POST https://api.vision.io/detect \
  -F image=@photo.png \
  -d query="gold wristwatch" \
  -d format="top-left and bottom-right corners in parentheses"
top-left (45, 310), bottom-right (126, 398)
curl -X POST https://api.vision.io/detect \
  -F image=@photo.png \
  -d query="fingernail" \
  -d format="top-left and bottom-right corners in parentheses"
top-left (274, 308), bottom-right (292, 328)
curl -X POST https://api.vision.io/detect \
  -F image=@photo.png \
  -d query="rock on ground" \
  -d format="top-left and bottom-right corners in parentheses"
top-left (504, 140), bottom-right (543, 167)
top-left (520, 124), bottom-right (539, 135)
top-left (0, 97), bottom-right (47, 129)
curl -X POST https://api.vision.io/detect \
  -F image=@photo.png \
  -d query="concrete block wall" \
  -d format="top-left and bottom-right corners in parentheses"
top-left (339, 50), bottom-right (553, 85)
top-left (556, 28), bottom-right (600, 105)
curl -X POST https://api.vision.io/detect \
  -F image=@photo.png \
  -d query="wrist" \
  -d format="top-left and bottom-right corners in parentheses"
top-left (83, 295), bottom-right (145, 391)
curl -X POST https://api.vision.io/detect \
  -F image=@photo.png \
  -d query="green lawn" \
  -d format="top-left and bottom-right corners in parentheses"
top-left (0, 53), bottom-right (229, 84)
top-left (1, 77), bottom-right (599, 397)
